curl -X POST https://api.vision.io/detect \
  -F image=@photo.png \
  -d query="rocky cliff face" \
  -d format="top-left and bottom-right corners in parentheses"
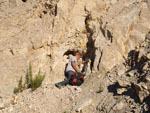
top-left (0, 0), bottom-right (150, 112)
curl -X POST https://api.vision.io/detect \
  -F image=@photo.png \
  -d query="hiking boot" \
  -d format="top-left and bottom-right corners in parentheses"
top-left (55, 83), bottom-right (62, 89)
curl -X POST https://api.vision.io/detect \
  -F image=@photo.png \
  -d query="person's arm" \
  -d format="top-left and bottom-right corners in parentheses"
top-left (72, 61), bottom-right (80, 72)
top-left (80, 60), bottom-right (89, 64)
top-left (78, 60), bottom-right (88, 65)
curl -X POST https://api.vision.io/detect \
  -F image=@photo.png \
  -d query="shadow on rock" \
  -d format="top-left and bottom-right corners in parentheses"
top-left (108, 82), bottom-right (139, 103)
top-left (107, 82), bottom-right (118, 96)
top-left (142, 97), bottom-right (150, 113)
top-left (122, 84), bottom-right (139, 103)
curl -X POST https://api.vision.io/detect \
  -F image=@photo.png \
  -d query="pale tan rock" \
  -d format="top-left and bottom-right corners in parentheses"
top-left (142, 63), bottom-right (149, 71)
top-left (0, 103), bottom-right (5, 110)
top-left (74, 98), bottom-right (92, 112)
top-left (117, 88), bottom-right (127, 95)
top-left (118, 80), bottom-right (131, 88)
top-left (146, 53), bottom-right (150, 59)
top-left (0, 0), bottom-right (150, 107)
top-left (128, 71), bottom-right (135, 77)
top-left (133, 83), bottom-right (148, 102)
top-left (146, 77), bottom-right (150, 82)
top-left (113, 101), bottom-right (124, 111)
top-left (111, 0), bottom-right (117, 4)
top-left (141, 83), bottom-right (148, 90)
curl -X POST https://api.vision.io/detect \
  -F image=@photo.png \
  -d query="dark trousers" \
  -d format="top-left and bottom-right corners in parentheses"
top-left (57, 71), bottom-right (74, 86)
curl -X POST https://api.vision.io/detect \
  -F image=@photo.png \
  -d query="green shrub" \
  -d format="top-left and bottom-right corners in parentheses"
top-left (30, 69), bottom-right (45, 91)
top-left (14, 87), bottom-right (20, 94)
top-left (14, 76), bottom-right (24, 94)
top-left (28, 63), bottom-right (33, 88)
top-left (14, 63), bottom-right (45, 94)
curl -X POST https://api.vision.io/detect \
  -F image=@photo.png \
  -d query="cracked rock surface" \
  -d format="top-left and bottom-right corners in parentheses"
top-left (0, 0), bottom-right (150, 113)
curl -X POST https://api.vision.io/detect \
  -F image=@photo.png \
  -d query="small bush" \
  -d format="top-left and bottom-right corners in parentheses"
top-left (14, 87), bottom-right (20, 94)
top-left (28, 63), bottom-right (33, 87)
top-left (30, 69), bottom-right (45, 91)
top-left (14, 76), bottom-right (24, 94)
top-left (14, 63), bottom-right (45, 94)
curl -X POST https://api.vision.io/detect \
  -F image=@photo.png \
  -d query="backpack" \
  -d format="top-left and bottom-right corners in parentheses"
top-left (69, 72), bottom-right (84, 86)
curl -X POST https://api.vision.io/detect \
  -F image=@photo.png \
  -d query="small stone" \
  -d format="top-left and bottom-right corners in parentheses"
top-left (141, 83), bottom-right (148, 90)
top-left (11, 96), bottom-right (19, 105)
top-left (117, 88), bottom-right (127, 95)
top-left (8, 107), bottom-right (13, 112)
top-left (146, 77), bottom-right (150, 82)
top-left (69, 96), bottom-right (74, 101)
top-left (98, 75), bottom-right (101, 78)
top-left (138, 92), bottom-right (144, 102)
top-left (134, 83), bottom-right (141, 92)
top-left (29, 105), bottom-right (32, 109)
top-left (141, 43), bottom-right (146, 47)
top-left (118, 69), bottom-right (125, 76)
top-left (90, 89), bottom-right (93, 92)
top-left (142, 63), bottom-right (149, 71)
top-left (128, 71), bottom-right (135, 77)
top-left (113, 101), bottom-right (124, 111)
top-left (147, 53), bottom-right (150, 59)
top-left (0, 103), bottom-right (5, 110)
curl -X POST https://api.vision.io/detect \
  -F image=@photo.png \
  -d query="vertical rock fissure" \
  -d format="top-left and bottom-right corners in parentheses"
top-left (85, 14), bottom-right (96, 72)
top-left (97, 49), bottom-right (103, 71)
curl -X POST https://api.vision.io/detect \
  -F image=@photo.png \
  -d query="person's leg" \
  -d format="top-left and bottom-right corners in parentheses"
top-left (60, 71), bottom-right (74, 85)
top-left (55, 71), bottom-right (74, 88)
top-left (66, 71), bottom-right (74, 80)
top-left (55, 80), bottom-right (68, 89)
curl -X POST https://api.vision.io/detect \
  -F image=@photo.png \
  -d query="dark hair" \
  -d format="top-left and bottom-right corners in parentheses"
top-left (74, 51), bottom-right (82, 56)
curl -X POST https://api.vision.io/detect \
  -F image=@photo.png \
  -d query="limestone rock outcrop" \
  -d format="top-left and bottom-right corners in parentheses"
top-left (0, 0), bottom-right (150, 102)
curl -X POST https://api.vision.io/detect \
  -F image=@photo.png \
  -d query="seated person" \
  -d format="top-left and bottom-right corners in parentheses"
top-left (55, 51), bottom-right (86, 89)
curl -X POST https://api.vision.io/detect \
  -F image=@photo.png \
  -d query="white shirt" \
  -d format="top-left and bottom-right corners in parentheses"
top-left (66, 56), bottom-right (78, 72)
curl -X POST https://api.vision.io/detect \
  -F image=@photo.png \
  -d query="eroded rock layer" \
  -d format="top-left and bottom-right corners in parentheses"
top-left (0, 0), bottom-right (150, 112)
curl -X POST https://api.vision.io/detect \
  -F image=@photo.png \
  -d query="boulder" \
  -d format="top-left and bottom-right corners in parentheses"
top-left (117, 88), bottom-right (127, 95)
top-left (117, 80), bottom-right (131, 88)
top-left (1, 0), bottom-right (150, 107)
top-left (133, 83), bottom-right (149, 102)
top-left (113, 101), bottom-right (124, 111)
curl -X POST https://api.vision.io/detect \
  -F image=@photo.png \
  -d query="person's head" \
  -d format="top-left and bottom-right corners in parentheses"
top-left (74, 51), bottom-right (82, 60)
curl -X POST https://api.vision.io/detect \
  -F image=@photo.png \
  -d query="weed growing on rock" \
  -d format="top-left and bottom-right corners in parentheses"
top-left (30, 69), bottom-right (45, 91)
top-left (28, 63), bottom-right (33, 88)
top-left (14, 76), bottom-right (24, 94)
top-left (14, 63), bottom-right (45, 94)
